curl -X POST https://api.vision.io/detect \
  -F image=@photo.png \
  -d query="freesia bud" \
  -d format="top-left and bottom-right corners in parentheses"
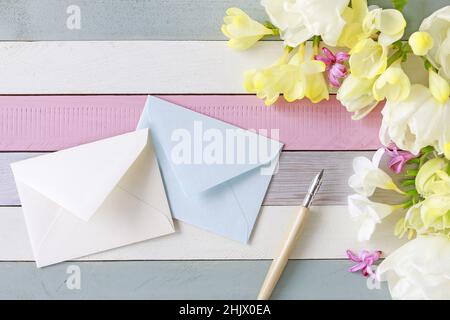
top-left (409, 31), bottom-right (434, 56)
top-left (221, 8), bottom-right (274, 50)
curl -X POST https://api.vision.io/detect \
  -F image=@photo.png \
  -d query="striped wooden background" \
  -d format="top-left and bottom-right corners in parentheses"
top-left (0, 0), bottom-right (444, 299)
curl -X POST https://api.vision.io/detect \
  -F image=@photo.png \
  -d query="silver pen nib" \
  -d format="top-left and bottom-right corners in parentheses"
top-left (302, 170), bottom-right (324, 208)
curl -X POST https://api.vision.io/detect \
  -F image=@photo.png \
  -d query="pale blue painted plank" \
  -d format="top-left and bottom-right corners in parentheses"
top-left (0, 260), bottom-right (389, 299)
top-left (0, 0), bottom-right (445, 40)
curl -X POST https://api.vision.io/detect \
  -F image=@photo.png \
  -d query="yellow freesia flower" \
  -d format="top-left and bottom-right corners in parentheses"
top-left (404, 197), bottom-right (450, 238)
top-left (243, 48), bottom-right (292, 106)
top-left (305, 72), bottom-right (329, 103)
top-left (416, 157), bottom-right (450, 197)
top-left (338, 0), bottom-right (406, 48)
top-left (221, 8), bottom-right (274, 50)
top-left (404, 157), bottom-right (450, 237)
top-left (338, 0), bottom-right (369, 48)
top-left (373, 61), bottom-right (411, 102)
top-left (363, 8), bottom-right (406, 46)
top-left (350, 38), bottom-right (388, 79)
top-left (286, 45), bottom-right (328, 103)
top-left (419, 195), bottom-right (450, 232)
top-left (244, 45), bottom-right (327, 105)
top-left (409, 31), bottom-right (434, 56)
top-left (429, 70), bottom-right (450, 104)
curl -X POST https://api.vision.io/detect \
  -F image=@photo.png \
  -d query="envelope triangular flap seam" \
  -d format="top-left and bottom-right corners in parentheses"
top-left (11, 129), bottom-right (150, 221)
top-left (141, 96), bottom-right (283, 196)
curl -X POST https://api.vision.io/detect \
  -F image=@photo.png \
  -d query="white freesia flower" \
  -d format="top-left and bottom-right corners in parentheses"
top-left (420, 6), bottom-right (450, 81)
top-left (261, 0), bottom-right (350, 47)
top-left (377, 235), bottom-right (450, 300)
top-left (348, 148), bottom-right (403, 197)
top-left (348, 194), bottom-right (396, 241)
top-left (429, 70), bottom-right (450, 104)
top-left (380, 84), bottom-right (448, 155)
top-left (337, 74), bottom-right (378, 120)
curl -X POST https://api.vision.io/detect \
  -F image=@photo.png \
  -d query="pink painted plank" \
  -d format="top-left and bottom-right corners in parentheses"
top-left (0, 95), bottom-right (382, 151)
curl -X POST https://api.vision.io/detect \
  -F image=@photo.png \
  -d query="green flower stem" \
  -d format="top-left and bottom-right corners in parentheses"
top-left (420, 56), bottom-right (438, 73)
top-left (387, 42), bottom-right (412, 68)
top-left (312, 35), bottom-right (321, 56)
top-left (400, 146), bottom-right (437, 210)
top-left (387, 50), bottom-right (404, 67)
top-left (405, 189), bottom-right (419, 196)
top-left (263, 21), bottom-right (280, 38)
top-left (402, 199), bottom-right (414, 209)
top-left (419, 151), bottom-right (434, 167)
top-left (406, 169), bottom-right (419, 177)
top-left (401, 179), bottom-right (416, 187)
top-left (407, 158), bottom-right (421, 164)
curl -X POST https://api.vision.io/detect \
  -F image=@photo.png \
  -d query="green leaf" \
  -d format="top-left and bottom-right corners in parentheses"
top-left (391, 0), bottom-right (409, 12)
top-left (420, 146), bottom-right (435, 153)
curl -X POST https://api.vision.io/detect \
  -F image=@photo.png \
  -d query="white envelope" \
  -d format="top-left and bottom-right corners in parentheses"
top-left (11, 129), bottom-right (175, 267)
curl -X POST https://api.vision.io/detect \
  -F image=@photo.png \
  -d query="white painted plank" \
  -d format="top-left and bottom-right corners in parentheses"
top-left (0, 41), bottom-right (427, 94)
top-left (0, 206), bottom-right (406, 262)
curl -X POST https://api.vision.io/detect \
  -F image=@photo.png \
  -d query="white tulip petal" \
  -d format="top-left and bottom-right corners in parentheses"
top-left (377, 235), bottom-right (450, 300)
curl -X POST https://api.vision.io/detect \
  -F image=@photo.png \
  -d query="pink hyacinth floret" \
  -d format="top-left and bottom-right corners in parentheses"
top-left (315, 47), bottom-right (349, 88)
top-left (385, 143), bottom-right (417, 174)
top-left (346, 249), bottom-right (382, 277)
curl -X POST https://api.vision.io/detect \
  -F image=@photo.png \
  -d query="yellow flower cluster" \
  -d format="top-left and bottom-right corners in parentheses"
top-left (337, 0), bottom-right (412, 118)
top-left (221, 1), bottom-right (449, 151)
top-left (399, 157), bottom-right (450, 238)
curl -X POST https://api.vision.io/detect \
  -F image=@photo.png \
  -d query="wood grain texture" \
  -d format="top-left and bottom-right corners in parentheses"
top-left (0, 95), bottom-right (383, 151)
top-left (0, 0), bottom-right (444, 41)
top-left (0, 206), bottom-right (406, 261)
top-left (0, 151), bottom-right (401, 206)
top-left (0, 41), bottom-right (427, 94)
top-left (0, 153), bottom-right (44, 205)
top-left (0, 260), bottom-right (389, 299)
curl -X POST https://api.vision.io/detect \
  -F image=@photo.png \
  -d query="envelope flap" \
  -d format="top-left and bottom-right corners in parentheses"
top-left (138, 96), bottom-right (283, 195)
top-left (11, 129), bottom-right (149, 221)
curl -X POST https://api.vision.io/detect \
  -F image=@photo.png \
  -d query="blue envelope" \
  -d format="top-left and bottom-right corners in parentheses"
top-left (137, 96), bottom-right (283, 243)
